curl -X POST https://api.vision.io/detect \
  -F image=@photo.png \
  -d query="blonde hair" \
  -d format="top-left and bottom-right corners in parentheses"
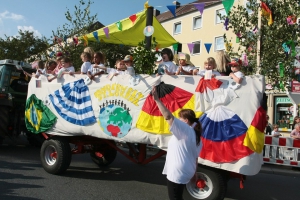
top-left (215, 50), bottom-right (230, 72)
top-left (272, 124), bottom-right (279, 129)
top-left (84, 47), bottom-right (95, 58)
top-left (81, 52), bottom-right (91, 61)
top-left (204, 57), bottom-right (217, 69)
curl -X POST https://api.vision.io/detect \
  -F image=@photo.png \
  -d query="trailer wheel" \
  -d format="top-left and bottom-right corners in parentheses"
top-left (40, 137), bottom-right (72, 174)
top-left (90, 142), bottom-right (117, 167)
top-left (183, 166), bottom-right (227, 200)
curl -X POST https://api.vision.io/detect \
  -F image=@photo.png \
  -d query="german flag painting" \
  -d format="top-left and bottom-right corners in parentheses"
top-left (136, 82), bottom-right (202, 134)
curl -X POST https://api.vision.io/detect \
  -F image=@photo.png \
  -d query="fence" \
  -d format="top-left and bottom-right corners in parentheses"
top-left (263, 136), bottom-right (300, 167)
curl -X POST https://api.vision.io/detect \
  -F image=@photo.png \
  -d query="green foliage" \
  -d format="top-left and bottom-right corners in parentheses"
top-left (132, 39), bottom-right (159, 74)
top-left (224, 0), bottom-right (300, 91)
top-left (51, 0), bottom-right (131, 70)
top-left (0, 30), bottom-right (49, 62)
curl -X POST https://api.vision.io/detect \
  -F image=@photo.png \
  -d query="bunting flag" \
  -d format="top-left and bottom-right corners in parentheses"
top-left (25, 94), bottom-right (57, 134)
top-left (236, 36), bottom-right (240, 43)
top-left (194, 3), bottom-right (205, 15)
top-left (204, 43), bottom-right (212, 53)
top-left (49, 51), bottom-right (55, 58)
top-left (261, 2), bottom-right (273, 25)
top-left (243, 106), bottom-right (266, 153)
top-left (129, 14), bottom-right (137, 24)
top-left (167, 5), bottom-right (176, 17)
top-left (172, 43), bottom-right (178, 51)
top-left (116, 21), bottom-right (122, 31)
top-left (49, 79), bottom-right (97, 126)
top-left (224, 17), bottom-right (229, 30)
top-left (136, 82), bottom-right (201, 134)
top-left (103, 27), bottom-right (110, 39)
top-left (187, 43), bottom-right (195, 54)
top-left (93, 31), bottom-right (99, 42)
top-left (222, 0), bottom-right (235, 15)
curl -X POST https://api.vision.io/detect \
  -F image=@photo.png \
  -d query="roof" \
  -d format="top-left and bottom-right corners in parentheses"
top-left (156, 0), bottom-right (221, 23)
top-left (80, 9), bottom-right (177, 48)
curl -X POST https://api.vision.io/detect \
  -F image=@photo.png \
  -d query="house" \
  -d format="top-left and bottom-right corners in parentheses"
top-left (156, 0), bottom-right (251, 68)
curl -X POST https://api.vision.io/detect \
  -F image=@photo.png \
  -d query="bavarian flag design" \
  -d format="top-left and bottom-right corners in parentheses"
top-left (136, 82), bottom-right (201, 134)
top-left (25, 94), bottom-right (57, 134)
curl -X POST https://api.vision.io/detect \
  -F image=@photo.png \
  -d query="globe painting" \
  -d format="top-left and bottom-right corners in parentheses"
top-left (99, 103), bottom-right (133, 138)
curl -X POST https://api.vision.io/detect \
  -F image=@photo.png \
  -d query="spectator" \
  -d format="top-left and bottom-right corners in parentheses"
top-left (265, 115), bottom-right (272, 135)
top-left (292, 116), bottom-right (300, 129)
top-left (175, 53), bottom-right (196, 75)
top-left (271, 124), bottom-right (282, 137)
top-left (290, 123), bottom-right (300, 139)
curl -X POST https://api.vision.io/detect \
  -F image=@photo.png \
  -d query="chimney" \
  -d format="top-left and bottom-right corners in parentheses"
top-left (172, 1), bottom-right (181, 9)
top-left (153, 9), bottom-right (160, 16)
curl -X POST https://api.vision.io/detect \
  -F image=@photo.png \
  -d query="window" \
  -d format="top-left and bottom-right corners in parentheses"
top-left (216, 8), bottom-right (226, 24)
top-left (244, 0), bottom-right (253, 14)
top-left (174, 22), bottom-right (181, 34)
top-left (192, 41), bottom-right (201, 54)
top-left (193, 16), bottom-right (202, 30)
top-left (215, 36), bottom-right (225, 51)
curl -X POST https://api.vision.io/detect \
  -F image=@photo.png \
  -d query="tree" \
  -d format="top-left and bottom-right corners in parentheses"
top-left (0, 30), bottom-right (49, 62)
top-left (224, 0), bottom-right (300, 91)
top-left (52, 0), bottom-right (131, 69)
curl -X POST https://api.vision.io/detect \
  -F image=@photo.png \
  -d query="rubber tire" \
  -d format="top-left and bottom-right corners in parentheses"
top-left (90, 142), bottom-right (117, 167)
top-left (183, 165), bottom-right (227, 200)
top-left (40, 137), bottom-right (72, 175)
top-left (0, 105), bottom-right (9, 138)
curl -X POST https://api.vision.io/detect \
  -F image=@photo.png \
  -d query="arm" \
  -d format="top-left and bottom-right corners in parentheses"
top-left (152, 86), bottom-right (174, 126)
top-left (229, 72), bottom-right (243, 84)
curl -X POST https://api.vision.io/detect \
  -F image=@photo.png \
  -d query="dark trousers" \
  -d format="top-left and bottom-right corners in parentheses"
top-left (167, 179), bottom-right (185, 200)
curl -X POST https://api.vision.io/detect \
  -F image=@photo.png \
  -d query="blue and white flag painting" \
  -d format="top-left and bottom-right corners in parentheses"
top-left (49, 79), bottom-right (96, 126)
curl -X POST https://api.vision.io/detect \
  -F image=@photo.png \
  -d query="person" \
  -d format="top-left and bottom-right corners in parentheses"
top-left (84, 47), bottom-right (95, 63)
top-left (290, 123), bottom-right (300, 139)
top-left (123, 55), bottom-right (135, 76)
top-left (175, 53), bottom-right (196, 75)
top-left (151, 86), bottom-right (202, 200)
top-left (80, 52), bottom-right (92, 74)
top-left (48, 57), bottom-right (75, 82)
top-left (228, 58), bottom-right (244, 84)
top-left (271, 124), bottom-right (282, 137)
top-left (24, 60), bottom-right (46, 78)
top-left (265, 115), bottom-right (272, 135)
top-left (292, 116), bottom-right (300, 129)
top-left (87, 52), bottom-right (106, 80)
top-left (193, 57), bottom-right (221, 77)
top-left (10, 72), bottom-right (29, 95)
top-left (52, 53), bottom-right (64, 75)
top-left (215, 50), bottom-right (232, 76)
top-left (46, 60), bottom-right (57, 74)
top-left (156, 48), bottom-right (177, 76)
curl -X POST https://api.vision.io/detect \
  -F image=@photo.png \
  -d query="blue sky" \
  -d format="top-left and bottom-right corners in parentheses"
top-left (0, 0), bottom-right (193, 39)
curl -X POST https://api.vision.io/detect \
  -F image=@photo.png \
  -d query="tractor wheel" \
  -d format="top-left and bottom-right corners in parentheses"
top-left (90, 142), bottom-right (117, 167)
top-left (40, 137), bottom-right (72, 174)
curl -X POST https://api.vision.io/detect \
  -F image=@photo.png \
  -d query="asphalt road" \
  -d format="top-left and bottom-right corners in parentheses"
top-left (1, 137), bottom-right (300, 200)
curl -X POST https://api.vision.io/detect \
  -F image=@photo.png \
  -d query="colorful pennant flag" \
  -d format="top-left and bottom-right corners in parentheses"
top-left (236, 36), bottom-right (240, 43)
top-left (222, 0), bottom-right (235, 15)
top-left (25, 94), bottom-right (57, 134)
top-left (167, 5), bottom-right (176, 17)
top-left (144, 1), bottom-right (149, 9)
top-left (103, 27), bottom-right (110, 39)
top-left (224, 17), bottom-right (229, 30)
top-left (93, 31), bottom-right (99, 42)
top-left (83, 35), bottom-right (88, 46)
top-left (204, 43), bottom-right (212, 53)
top-left (194, 3), bottom-right (205, 15)
top-left (261, 2), bottom-right (273, 25)
top-left (129, 14), bottom-right (137, 24)
top-left (187, 43), bottom-right (195, 54)
top-left (172, 43), bottom-right (178, 51)
top-left (116, 21), bottom-right (122, 31)
top-left (49, 79), bottom-right (97, 126)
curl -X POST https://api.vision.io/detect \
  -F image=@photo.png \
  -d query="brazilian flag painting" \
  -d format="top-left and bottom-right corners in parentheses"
top-left (25, 94), bottom-right (57, 134)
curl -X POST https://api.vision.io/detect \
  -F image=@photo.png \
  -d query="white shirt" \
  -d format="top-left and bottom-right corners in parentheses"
top-left (158, 61), bottom-right (177, 75)
top-left (163, 118), bottom-right (201, 184)
top-left (81, 61), bottom-right (92, 74)
top-left (197, 70), bottom-right (221, 76)
top-left (178, 65), bottom-right (196, 75)
top-left (126, 66), bottom-right (135, 76)
top-left (88, 63), bottom-right (105, 75)
top-left (36, 68), bottom-right (46, 76)
top-left (60, 66), bottom-right (75, 73)
top-left (106, 68), bottom-right (126, 75)
top-left (233, 71), bottom-right (244, 78)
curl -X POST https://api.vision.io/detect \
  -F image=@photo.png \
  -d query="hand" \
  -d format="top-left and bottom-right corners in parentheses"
top-left (152, 86), bottom-right (159, 101)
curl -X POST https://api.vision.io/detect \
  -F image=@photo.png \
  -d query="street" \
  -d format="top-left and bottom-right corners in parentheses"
top-left (0, 137), bottom-right (300, 200)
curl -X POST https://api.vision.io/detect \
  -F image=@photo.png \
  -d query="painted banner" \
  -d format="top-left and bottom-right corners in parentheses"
top-left (27, 74), bottom-right (265, 175)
